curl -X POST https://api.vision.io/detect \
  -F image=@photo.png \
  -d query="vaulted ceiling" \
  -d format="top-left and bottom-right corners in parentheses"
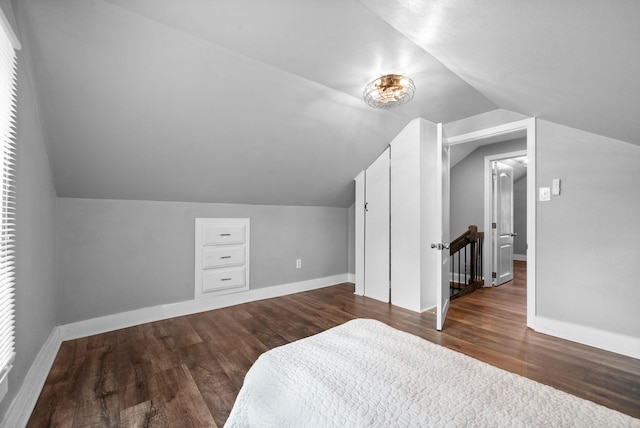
top-left (13, 0), bottom-right (640, 207)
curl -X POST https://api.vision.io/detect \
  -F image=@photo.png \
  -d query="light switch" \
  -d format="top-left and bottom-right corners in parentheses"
top-left (539, 187), bottom-right (551, 201)
top-left (552, 178), bottom-right (561, 196)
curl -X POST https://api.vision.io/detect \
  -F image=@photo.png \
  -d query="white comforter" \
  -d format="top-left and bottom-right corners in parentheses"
top-left (225, 319), bottom-right (639, 427)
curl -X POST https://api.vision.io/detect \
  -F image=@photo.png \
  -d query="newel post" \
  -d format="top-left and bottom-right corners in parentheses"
top-left (469, 225), bottom-right (478, 284)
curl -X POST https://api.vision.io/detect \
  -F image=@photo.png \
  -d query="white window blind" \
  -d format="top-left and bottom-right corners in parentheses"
top-left (0, 7), bottom-right (19, 399)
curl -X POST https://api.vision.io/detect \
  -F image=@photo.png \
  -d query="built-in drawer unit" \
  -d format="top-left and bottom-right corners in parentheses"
top-left (195, 218), bottom-right (250, 298)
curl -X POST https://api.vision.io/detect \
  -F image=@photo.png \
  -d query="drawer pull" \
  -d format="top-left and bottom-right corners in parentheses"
top-left (220, 256), bottom-right (231, 259)
top-left (220, 233), bottom-right (231, 236)
top-left (221, 278), bottom-right (232, 281)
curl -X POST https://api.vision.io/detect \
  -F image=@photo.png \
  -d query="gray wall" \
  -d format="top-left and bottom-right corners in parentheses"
top-left (56, 198), bottom-right (349, 324)
top-left (536, 120), bottom-right (640, 338)
top-left (0, 0), bottom-right (58, 419)
top-left (449, 138), bottom-right (527, 240)
top-left (513, 176), bottom-right (527, 256)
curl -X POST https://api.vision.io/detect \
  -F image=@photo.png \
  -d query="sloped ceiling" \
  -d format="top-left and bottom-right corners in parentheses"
top-left (13, 0), bottom-right (640, 207)
top-left (363, 0), bottom-right (640, 147)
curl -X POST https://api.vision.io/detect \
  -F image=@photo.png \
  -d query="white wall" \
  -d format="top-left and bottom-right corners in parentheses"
top-left (536, 120), bottom-right (640, 338)
top-left (56, 198), bottom-right (349, 324)
top-left (389, 119), bottom-right (423, 311)
top-left (0, 0), bottom-right (58, 419)
top-left (386, 118), bottom-right (441, 312)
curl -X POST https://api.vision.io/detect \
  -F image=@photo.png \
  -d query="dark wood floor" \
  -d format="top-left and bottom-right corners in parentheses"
top-left (28, 262), bottom-right (640, 426)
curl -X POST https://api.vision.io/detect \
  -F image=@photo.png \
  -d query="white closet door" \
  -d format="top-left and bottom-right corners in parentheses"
top-left (364, 148), bottom-right (390, 303)
top-left (354, 171), bottom-right (365, 296)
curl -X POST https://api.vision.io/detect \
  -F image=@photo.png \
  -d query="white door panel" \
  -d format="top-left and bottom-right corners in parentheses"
top-left (364, 148), bottom-right (390, 303)
top-left (493, 161), bottom-right (514, 285)
top-left (354, 171), bottom-right (365, 296)
top-left (435, 124), bottom-right (450, 331)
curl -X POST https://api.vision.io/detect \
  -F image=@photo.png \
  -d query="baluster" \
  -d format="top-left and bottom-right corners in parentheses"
top-left (450, 249), bottom-right (455, 297)
top-left (464, 245), bottom-right (468, 288)
top-left (457, 249), bottom-right (461, 291)
top-left (471, 239), bottom-right (477, 285)
top-left (480, 236), bottom-right (483, 280)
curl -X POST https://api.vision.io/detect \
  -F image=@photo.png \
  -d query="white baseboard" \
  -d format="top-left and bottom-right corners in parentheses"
top-left (59, 273), bottom-right (348, 341)
top-left (420, 304), bottom-right (436, 314)
top-left (451, 273), bottom-right (471, 284)
top-left (1, 274), bottom-right (349, 427)
top-left (534, 316), bottom-right (640, 360)
top-left (347, 273), bottom-right (355, 284)
top-left (1, 328), bottom-right (62, 428)
top-left (9, 277), bottom-right (636, 427)
top-left (513, 254), bottom-right (527, 261)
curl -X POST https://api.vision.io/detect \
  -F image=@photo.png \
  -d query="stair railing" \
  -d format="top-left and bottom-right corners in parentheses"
top-left (449, 225), bottom-right (484, 299)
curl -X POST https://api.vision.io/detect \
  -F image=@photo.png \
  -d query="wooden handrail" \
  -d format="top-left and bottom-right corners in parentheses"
top-left (450, 225), bottom-right (481, 255)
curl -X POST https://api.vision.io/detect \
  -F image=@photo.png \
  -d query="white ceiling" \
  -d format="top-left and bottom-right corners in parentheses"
top-left (13, 0), bottom-right (640, 207)
top-left (363, 0), bottom-right (640, 146)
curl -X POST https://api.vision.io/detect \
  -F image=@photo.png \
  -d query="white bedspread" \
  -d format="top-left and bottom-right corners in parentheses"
top-left (225, 319), bottom-right (639, 427)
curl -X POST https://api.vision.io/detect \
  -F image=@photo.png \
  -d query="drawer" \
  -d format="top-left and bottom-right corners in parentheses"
top-left (202, 267), bottom-right (246, 293)
top-left (202, 246), bottom-right (245, 268)
top-left (203, 225), bottom-right (246, 245)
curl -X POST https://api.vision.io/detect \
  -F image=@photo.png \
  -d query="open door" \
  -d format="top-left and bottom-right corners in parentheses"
top-left (434, 124), bottom-right (451, 331)
top-left (493, 161), bottom-right (515, 285)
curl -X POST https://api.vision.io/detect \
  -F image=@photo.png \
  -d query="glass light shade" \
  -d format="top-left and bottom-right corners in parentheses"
top-left (363, 74), bottom-right (415, 109)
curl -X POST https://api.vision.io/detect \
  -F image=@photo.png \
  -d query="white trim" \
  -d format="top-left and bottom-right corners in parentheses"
top-left (446, 119), bottom-right (530, 146)
top-left (513, 254), bottom-right (527, 261)
top-left (59, 274), bottom-right (348, 341)
top-left (450, 272), bottom-right (471, 284)
top-left (534, 316), bottom-right (640, 360)
top-left (347, 273), bottom-right (355, 284)
top-left (526, 118), bottom-right (537, 328)
top-left (420, 304), bottom-right (436, 314)
top-left (0, 328), bottom-right (61, 428)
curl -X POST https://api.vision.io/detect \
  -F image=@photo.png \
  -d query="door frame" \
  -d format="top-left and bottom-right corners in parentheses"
top-left (446, 118), bottom-right (536, 328)
top-left (485, 151), bottom-right (526, 287)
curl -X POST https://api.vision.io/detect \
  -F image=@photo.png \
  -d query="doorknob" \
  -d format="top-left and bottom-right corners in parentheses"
top-left (430, 242), bottom-right (450, 250)
top-left (510, 233), bottom-right (517, 237)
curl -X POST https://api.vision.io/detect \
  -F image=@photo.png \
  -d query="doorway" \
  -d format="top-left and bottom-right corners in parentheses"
top-left (446, 118), bottom-right (536, 328)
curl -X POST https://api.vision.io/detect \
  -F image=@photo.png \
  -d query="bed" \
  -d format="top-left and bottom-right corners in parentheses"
top-left (225, 319), bottom-right (639, 427)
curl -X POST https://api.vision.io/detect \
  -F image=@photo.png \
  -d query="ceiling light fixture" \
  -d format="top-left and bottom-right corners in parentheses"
top-left (363, 73), bottom-right (416, 109)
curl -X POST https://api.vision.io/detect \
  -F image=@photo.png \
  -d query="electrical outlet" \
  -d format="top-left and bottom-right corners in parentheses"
top-left (539, 187), bottom-right (551, 201)
top-left (296, 259), bottom-right (302, 269)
